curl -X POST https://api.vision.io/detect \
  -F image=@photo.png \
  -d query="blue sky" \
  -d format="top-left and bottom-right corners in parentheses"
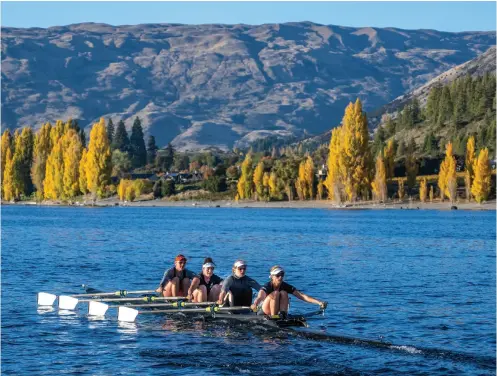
top-left (1, 1), bottom-right (496, 32)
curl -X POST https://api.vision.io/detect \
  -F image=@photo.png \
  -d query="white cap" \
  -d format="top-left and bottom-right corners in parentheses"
top-left (203, 262), bottom-right (215, 268)
top-left (233, 260), bottom-right (247, 268)
top-left (270, 266), bottom-right (284, 276)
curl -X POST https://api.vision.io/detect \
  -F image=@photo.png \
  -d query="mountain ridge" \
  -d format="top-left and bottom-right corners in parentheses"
top-left (2, 21), bottom-right (495, 150)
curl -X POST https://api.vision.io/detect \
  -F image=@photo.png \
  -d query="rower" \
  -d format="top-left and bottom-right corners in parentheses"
top-left (217, 260), bottom-right (261, 307)
top-left (187, 257), bottom-right (223, 302)
top-left (156, 254), bottom-right (196, 297)
top-left (252, 265), bottom-right (327, 316)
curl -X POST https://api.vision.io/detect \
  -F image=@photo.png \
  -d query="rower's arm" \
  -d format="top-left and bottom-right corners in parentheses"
top-left (253, 289), bottom-right (267, 306)
top-left (293, 290), bottom-right (326, 308)
top-left (187, 277), bottom-right (200, 297)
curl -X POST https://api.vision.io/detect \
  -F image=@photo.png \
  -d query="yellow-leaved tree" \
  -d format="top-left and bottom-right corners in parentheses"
top-left (85, 118), bottom-right (112, 199)
top-left (31, 123), bottom-right (52, 200)
top-left (324, 99), bottom-right (372, 203)
top-left (43, 136), bottom-right (65, 200)
top-left (429, 185), bottom-right (434, 202)
top-left (438, 142), bottom-right (457, 202)
top-left (464, 136), bottom-right (476, 201)
top-left (304, 155), bottom-right (315, 199)
top-left (268, 171), bottom-right (279, 199)
top-left (398, 179), bottom-right (405, 200)
top-left (419, 178), bottom-right (427, 203)
top-left (237, 153), bottom-right (253, 200)
top-left (262, 172), bottom-right (270, 201)
top-left (62, 129), bottom-right (83, 198)
top-left (324, 127), bottom-right (343, 203)
top-left (471, 148), bottom-right (491, 204)
top-left (79, 148), bottom-right (88, 195)
top-left (2, 147), bottom-right (15, 201)
top-left (12, 127), bottom-right (35, 198)
top-left (1, 130), bottom-right (13, 197)
top-left (253, 161), bottom-right (265, 201)
top-left (295, 159), bottom-right (306, 200)
top-left (371, 155), bottom-right (387, 202)
top-left (383, 139), bottom-right (395, 181)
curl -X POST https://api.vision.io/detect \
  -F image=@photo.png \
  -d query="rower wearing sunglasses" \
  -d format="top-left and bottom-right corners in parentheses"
top-left (252, 265), bottom-right (327, 316)
top-left (156, 254), bottom-right (196, 297)
top-left (217, 260), bottom-right (261, 307)
top-left (187, 257), bottom-right (223, 302)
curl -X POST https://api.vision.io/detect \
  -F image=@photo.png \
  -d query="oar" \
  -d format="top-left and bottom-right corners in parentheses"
top-left (88, 300), bottom-right (215, 316)
top-left (118, 305), bottom-right (251, 322)
top-left (37, 289), bottom-right (159, 307)
top-left (58, 295), bottom-right (186, 310)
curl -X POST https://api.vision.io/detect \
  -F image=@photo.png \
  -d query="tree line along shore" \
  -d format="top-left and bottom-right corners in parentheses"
top-left (1, 74), bottom-right (495, 207)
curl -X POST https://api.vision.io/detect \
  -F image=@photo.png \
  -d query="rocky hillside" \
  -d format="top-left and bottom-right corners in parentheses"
top-left (369, 45), bottom-right (496, 126)
top-left (1, 22), bottom-right (495, 150)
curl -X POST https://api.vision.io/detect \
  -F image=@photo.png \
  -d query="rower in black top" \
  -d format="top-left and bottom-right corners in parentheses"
top-left (217, 260), bottom-right (261, 307)
top-left (187, 257), bottom-right (223, 302)
top-left (252, 265), bottom-right (327, 316)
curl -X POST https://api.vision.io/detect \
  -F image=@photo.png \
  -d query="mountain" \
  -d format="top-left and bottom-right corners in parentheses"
top-left (1, 22), bottom-right (495, 150)
top-left (369, 45), bottom-right (497, 126)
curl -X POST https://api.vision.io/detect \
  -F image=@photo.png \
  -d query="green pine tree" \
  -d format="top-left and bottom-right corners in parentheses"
top-left (129, 117), bottom-right (147, 168)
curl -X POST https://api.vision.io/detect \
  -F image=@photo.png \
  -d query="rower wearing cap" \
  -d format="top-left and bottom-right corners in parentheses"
top-left (217, 260), bottom-right (261, 307)
top-left (252, 265), bottom-right (327, 315)
top-left (187, 257), bottom-right (223, 302)
top-left (156, 254), bottom-right (196, 297)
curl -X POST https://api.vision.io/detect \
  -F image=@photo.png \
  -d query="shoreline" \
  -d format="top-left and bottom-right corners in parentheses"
top-left (3, 198), bottom-right (495, 211)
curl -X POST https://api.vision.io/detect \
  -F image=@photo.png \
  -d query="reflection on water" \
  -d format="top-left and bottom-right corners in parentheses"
top-left (2, 206), bottom-right (495, 375)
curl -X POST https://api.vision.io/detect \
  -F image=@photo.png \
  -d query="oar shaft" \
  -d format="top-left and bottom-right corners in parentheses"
top-left (71, 290), bottom-right (157, 297)
top-left (76, 296), bottom-right (186, 303)
top-left (107, 302), bottom-right (215, 309)
top-left (138, 306), bottom-right (250, 314)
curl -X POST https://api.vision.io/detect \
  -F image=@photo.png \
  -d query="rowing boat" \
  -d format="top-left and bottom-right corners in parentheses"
top-left (37, 285), bottom-right (323, 329)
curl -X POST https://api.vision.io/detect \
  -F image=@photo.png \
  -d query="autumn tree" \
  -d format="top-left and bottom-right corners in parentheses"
top-left (464, 136), bottom-right (476, 201)
top-left (43, 135), bottom-right (65, 200)
top-left (31, 123), bottom-right (52, 199)
top-left (12, 127), bottom-right (35, 197)
top-left (438, 142), bottom-right (457, 202)
top-left (429, 185), bottom-right (434, 202)
top-left (268, 171), bottom-right (280, 200)
top-left (62, 130), bottom-right (83, 198)
top-left (79, 149), bottom-right (88, 195)
top-left (253, 161), bottom-right (265, 200)
top-left (324, 127), bottom-right (343, 203)
top-left (419, 178), bottom-right (427, 203)
top-left (397, 179), bottom-right (405, 201)
top-left (383, 139), bottom-right (395, 181)
top-left (2, 148), bottom-right (14, 201)
top-left (295, 159), bottom-right (306, 200)
top-left (1, 130), bottom-right (13, 196)
top-left (471, 148), bottom-right (491, 203)
top-left (85, 118), bottom-right (112, 199)
top-left (371, 155), bottom-right (387, 202)
top-left (237, 153), bottom-right (253, 200)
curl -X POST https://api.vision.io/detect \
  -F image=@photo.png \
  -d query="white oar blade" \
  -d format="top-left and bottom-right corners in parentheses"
top-left (118, 307), bottom-right (139, 322)
top-left (88, 301), bottom-right (109, 316)
top-left (37, 292), bottom-right (57, 306)
top-left (58, 295), bottom-right (79, 310)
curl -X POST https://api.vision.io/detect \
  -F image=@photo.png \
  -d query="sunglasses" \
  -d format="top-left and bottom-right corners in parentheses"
top-left (275, 272), bottom-right (285, 278)
top-left (177, 261), bottom-right (186, 264)
top-left (237, 266), bottom-right (246, 271)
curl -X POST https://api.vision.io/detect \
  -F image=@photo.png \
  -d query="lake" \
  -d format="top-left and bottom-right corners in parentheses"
top-left (2, 206), bottom-right (495, 375)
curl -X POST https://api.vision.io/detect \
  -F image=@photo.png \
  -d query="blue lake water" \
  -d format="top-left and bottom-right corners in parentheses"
top-left (2, 206), bottom-right (496, 375)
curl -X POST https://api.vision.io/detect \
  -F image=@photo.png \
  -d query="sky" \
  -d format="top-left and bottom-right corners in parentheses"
top-left (1, 1), bottom-right (496, 32)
